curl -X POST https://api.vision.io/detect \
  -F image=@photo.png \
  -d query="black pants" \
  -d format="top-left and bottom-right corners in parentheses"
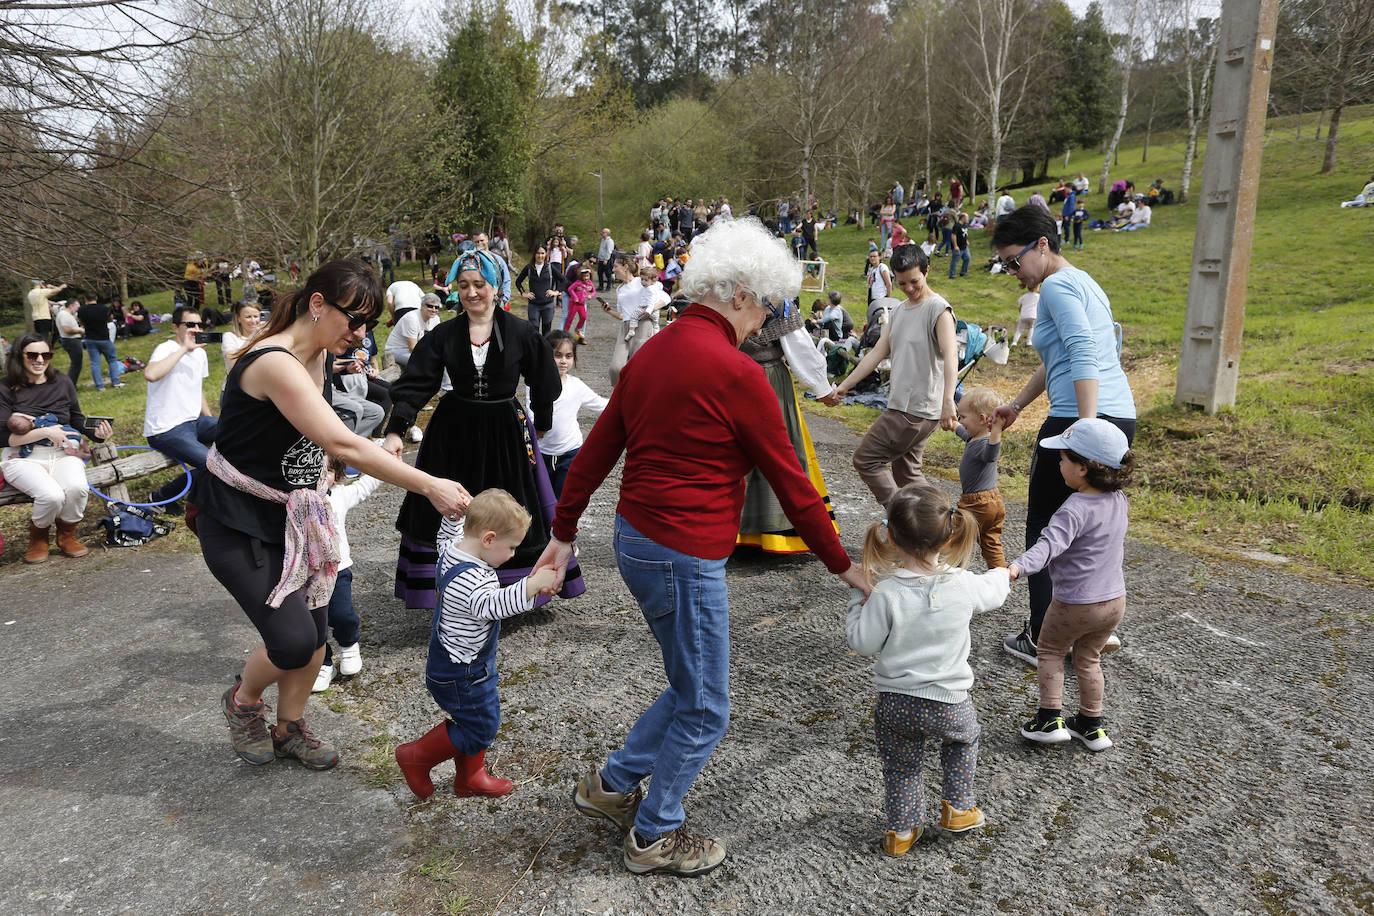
top-left (597, 260), bottom-right (613, 290)
top-left (1026, 414), bottom-right (1136, 640)
top-left (365, 377), bottom-right (392, 438)
top-left (198, 513), bottom-right (326, 670)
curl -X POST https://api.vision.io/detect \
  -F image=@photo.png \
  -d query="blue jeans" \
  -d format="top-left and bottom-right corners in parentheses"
top-left (601, 515), bottom-right (731, 839)
top-left (879, 221), bottom-right (891, 252)
top-left (949, 249), bottom-right (970, 277)
top-left (147, 416), bottom-right (218, 503)
top-left (83, 339), bottom-right (124, 389)
top-left (323, 567), bottom-right (360, 666)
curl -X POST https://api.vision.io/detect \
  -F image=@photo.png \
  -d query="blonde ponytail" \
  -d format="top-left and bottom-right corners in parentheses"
top-left (940, 506), bottom-right (978, 570)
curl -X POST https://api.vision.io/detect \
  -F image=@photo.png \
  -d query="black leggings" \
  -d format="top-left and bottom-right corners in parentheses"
top-left (1025, 414), bottom-right (1136, 640)
top-left (198, 513), bottom-right (326, 670)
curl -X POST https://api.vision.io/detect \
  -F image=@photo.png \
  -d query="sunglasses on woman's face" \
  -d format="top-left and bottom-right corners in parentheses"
top-left (1001, 240), bottom-right (1040, 273)
top-left (327, 300), bottom-right (378, 332)
top-left (24, 350), bottom-right (53, 362)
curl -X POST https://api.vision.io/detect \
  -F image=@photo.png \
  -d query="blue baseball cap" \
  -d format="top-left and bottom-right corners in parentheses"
top-left (1039, 418), bottom-right (1129, 468)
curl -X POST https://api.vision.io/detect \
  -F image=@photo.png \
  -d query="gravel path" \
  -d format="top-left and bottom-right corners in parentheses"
top-left (1, 315), bottom-right (1369, 914)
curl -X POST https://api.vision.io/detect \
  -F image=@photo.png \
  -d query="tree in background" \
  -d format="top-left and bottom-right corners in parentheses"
top-left (1275, 0), bottom-right (1374, 173)
top-left (429, 3), bottom-right (539, 239)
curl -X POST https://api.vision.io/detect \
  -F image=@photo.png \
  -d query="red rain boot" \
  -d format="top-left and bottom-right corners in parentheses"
top-left (453, 750), bottom-right (513, 798)
top-left (394, 723), bottom-right (458, 799)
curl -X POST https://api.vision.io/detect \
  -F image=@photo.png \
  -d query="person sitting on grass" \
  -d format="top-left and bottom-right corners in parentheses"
top-left (1114, 196), bottom-right (1152, 232)
top-left (393, 488), bottom-right (557, 800)
top-left (1339, 175), bottom-right (1374, 208)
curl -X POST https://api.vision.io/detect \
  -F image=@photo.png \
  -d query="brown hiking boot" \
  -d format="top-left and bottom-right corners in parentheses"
top-left (55, 520), bottom-right (88, 558)
top-left (221, 676), bottom-right (273, 765)
top-left (571, 765), bottom-right (643, 834)
top-left (272, 717), bottom-right (339, 770)
top-left (623, 825), bottom-right (726, 877)
top-left (24, 521), bottom-right (50, 564)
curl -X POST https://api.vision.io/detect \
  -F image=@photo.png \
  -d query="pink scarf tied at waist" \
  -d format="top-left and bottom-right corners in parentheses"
top-left (205, 445), bottom-right (341, 609)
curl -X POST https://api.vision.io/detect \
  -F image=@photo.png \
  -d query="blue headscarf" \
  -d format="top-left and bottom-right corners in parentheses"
top-left (446, 249), bottom-right (510, 306)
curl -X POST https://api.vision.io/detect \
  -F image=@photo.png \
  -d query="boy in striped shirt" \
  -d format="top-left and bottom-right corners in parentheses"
top-left (394, 489), bottom-right (556, 799)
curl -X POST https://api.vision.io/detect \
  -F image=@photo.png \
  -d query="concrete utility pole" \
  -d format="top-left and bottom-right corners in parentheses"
top-left (1174, 0), bottom-right (1279, 413)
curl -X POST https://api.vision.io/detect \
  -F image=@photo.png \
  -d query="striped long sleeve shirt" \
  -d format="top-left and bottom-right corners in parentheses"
top-left (435, 516), bottom-right (535, 664)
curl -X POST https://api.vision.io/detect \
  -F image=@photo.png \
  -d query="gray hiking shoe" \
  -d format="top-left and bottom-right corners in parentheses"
top-left (623, 825), bottom-right (727, 877)
top-left (571, 765), bottom-right (643, 834)
top-left (221, 676), bottom-right (273, 765)
top-left (272, 717), bottom-right (339, 770)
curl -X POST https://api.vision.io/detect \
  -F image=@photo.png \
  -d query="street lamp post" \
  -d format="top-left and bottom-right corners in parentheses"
top-left (589, 169), bottom-right (603, 232)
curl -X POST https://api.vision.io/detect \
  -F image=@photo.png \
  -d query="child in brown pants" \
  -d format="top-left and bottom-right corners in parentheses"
top-left (953, 388), bottom-right (1005, 568)
top-left (1009, 418), bottom-right (1133, 753)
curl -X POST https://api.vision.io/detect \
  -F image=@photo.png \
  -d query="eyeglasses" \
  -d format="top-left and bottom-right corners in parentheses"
top-left (179, 320), bottom-right (202, 328)
top-left (24, 350), bottom-right (52, 362)
top-left (1001, 240), bottom-right (1040, 273)
top-left (760, 296), bottom-right (782, 322)
top-left (327, 300), bottom-right (378, 332)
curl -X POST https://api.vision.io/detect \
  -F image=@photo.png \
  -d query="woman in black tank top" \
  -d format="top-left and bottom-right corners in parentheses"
top-left (192, 259), bottom-right (470, 771)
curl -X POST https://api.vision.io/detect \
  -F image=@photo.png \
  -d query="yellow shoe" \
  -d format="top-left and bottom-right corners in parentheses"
top-left (940, 800), bottom-right (986, 833)
top-left (881, 826), bottom-right (931, 857)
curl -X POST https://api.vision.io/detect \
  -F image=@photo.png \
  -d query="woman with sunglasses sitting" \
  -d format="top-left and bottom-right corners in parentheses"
top-left (989, 205), bottom-right (1136, 669)
top-left (190, 259), bottom-right (469, 771)
top-left (0, 332), bottom-right (112, 563)
top-left (384, 248), bottom-right (586, 612)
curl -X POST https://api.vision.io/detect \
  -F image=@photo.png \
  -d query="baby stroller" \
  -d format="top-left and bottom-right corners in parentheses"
top-left (954, 320), bottom-right (1008, 401)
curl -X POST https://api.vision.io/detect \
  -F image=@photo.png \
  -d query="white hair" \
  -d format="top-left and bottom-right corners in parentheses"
top-left (677, 217), bottom-right (802, 307)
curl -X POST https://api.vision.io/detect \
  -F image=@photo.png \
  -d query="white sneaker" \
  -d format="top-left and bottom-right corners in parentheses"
top-left (338, 643), bottom-right (363, 677)
top-left (312, 663), bottom-right (335, 693)
top-left (408, 426), bottom-right (424, 443)
top-left (1102, 631), bottom-right (1122, 655)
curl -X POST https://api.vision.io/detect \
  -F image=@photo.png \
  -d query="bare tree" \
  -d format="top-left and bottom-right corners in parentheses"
top-left (1280, 0), bottom-right (1374, 173)
top-left (1172, 5), bottom-right (1219, 202)
top-left (1099, 0), bottom-right (1142, 192)
top-left (0, 0), bottom-right (239, 278)
top-left (947, 0), bottom-right (1050, 210)
top-left (170, 0), bottom-right (433, 267)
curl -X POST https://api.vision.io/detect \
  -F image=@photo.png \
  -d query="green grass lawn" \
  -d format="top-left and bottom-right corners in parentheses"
top-left (4, 109), bottom-right (1373, 578)
top-left (799, 106), bottom-right (1374, 580)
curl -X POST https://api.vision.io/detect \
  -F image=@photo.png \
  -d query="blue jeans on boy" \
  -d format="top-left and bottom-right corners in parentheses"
top-left (147, 415), bottom-right (218, 503)
top-left (949, 248), bottom-right (970, 277)
top-left (426, 568), bottom-right (502, 756)
top-left (600, 515), bottom-right (731, 840)
top-left (322, 567), bottom-right (360, 667)
top-left (937, 226), bottom-right (953, 255)
top-left (83, 338), bottom-right (124, 389)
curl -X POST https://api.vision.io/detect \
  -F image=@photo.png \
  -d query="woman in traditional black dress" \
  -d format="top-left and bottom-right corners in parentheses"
top-left (384, 249), bottom-right (585, 607)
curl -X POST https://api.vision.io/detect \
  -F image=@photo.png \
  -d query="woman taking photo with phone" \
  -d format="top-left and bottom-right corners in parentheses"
top-left (190, 259), bottom-right (469, 771)
top-left (0, 332), bottom-right (111, 563)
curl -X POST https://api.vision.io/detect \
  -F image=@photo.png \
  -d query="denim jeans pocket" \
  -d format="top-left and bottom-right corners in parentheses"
top-left (616, 553), bottom-right (676, 620)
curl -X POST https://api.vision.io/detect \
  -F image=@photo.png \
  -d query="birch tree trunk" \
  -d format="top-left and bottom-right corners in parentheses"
top-left (1099, 0), bottom-right (1141, 193)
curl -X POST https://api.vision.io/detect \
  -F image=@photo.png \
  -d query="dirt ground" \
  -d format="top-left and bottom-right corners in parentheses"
top-left (2, 311), bottom-right (1370, 915)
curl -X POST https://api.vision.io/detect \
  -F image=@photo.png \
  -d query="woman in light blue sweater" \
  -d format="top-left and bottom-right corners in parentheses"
top-left (846, 484), bottom-right (1010, 857)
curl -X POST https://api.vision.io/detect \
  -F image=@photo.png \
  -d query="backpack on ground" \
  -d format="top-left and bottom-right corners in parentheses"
top-left (97, 503), bottom-right (174, 547)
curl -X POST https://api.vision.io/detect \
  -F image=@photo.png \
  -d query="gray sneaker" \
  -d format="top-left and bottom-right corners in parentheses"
top-left (623, 825), bottom-right (726, 877)
top-left (221, 676), bottom-right (273, 765)
top-left (272, 717), bottom-right (339, 770)
top-left (571, 766), bottom-right (643, 834)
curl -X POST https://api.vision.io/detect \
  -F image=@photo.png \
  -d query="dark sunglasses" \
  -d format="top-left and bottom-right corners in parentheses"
top-left (1001, 240), bottom-right (1039, 273)
top-left (327, 300), bottom-right (378, 332)
top-left (179, 320), bottom-right (202, 328)
top-left (24, 350), bottom-right (53, 361)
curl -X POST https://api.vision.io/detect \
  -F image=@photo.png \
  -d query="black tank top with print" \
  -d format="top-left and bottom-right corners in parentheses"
top-left (188, 346), bottom-right (325, 544)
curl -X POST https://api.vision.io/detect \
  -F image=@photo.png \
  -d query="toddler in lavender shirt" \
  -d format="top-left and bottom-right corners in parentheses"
top-left (1008, 418), bottom-right (1133, 753)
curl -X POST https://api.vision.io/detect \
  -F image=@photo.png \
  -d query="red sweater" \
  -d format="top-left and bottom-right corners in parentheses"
top-left (552, 305), bottom-right (851, 573)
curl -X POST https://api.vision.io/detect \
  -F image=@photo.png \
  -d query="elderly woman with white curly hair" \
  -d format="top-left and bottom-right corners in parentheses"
top-left (535, 217), bottom-right (870, 878)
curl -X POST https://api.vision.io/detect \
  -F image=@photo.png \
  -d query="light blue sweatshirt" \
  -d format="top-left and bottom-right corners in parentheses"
top-left (846, 567), bottom-right (1011, 703)
top-left (1035, 267), bottom-right (1135, 419)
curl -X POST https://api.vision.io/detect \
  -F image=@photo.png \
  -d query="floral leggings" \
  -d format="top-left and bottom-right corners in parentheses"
top-left (874, 693), bottom-right (979, 831)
